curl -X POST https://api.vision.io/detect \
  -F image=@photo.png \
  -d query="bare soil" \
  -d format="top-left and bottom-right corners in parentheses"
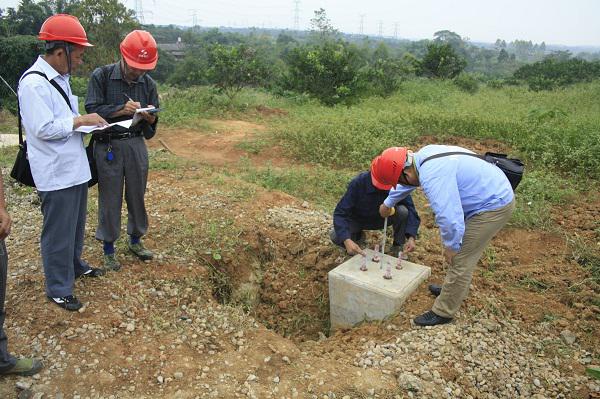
top-left (0, 120), bottom-right (598, 398)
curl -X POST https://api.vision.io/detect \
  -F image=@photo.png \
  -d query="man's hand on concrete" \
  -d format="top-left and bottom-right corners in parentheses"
top-left (0, 207), bottom-right (12, 240)
top-left (344, 239), bottom-right (365, 256)
top-left (404, 236), bottom-right (416, 253)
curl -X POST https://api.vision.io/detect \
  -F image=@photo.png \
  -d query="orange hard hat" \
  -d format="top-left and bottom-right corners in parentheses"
top-left (38, 14), bottom-right (93, 47)
top-left (120, 30), bottom-right (158, 70)
top-left (370, 147), bottom-right (408, 190)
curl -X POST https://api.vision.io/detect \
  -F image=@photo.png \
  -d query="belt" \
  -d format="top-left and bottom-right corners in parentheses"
top-left (94, 131), bottom-right (143, 143)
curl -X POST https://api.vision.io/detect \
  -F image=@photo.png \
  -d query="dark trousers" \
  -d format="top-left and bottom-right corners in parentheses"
top-left (330, 205), bottom-right (409, 247)
top-left (0, 240), bottom-right (16, 371)
top-left (94, 137), bottom-right (148, 243)
top-left (39, 183), bottom-right (90, 297)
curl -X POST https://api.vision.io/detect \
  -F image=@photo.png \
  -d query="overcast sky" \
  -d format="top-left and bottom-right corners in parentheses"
top-left (2, 0), bottom-right (599, 46)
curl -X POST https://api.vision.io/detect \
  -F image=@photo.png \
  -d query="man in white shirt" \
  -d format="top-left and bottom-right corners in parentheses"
top-left (18, 14), bottom-right (108, 311)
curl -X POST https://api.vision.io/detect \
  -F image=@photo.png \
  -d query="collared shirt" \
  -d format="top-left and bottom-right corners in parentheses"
top-left (85, 62), bottom-right (159, 136)
top-left (333, 171), bottom-right (420, 243)
top-left (18, 56), bottom-right (90, 192)
top-left (384, 145), bottom-right (514, 252)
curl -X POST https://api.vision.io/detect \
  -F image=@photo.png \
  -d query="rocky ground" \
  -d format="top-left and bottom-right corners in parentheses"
top-left (0, 121), bottom-right (598, 399)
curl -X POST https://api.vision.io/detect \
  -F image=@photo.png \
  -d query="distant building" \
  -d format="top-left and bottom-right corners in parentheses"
top-left (158, 40), bottom-right (186, 60)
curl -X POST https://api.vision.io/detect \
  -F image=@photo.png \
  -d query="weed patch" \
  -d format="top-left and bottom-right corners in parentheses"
top-left (239, 162), bottom-right (354, 209)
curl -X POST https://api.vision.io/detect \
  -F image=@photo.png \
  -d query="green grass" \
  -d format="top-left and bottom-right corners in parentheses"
top-left (568, 235), bottom-right (600, 284)
top-left (518, 276), bottom-right (553, 292)
top-left (157, 85), bottom-right (294, 126)
top-left (237, 160), bottom-right (355, 210)
top-left (510, 169), bottom-right (577, 229)
top-left (148, 148), bottom-right (185, 170)
top-left (0, 109), bottom-right (18, 135)
top-left (0, 145), bottom-right (17, 168)
top-left (272, 78), bottom-right (600, 180)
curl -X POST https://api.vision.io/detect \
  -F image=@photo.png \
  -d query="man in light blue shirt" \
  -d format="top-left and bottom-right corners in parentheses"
top-left (18, 14), bottom-right (108, 311)
top-left (372, 145), bottom-right (515, 326)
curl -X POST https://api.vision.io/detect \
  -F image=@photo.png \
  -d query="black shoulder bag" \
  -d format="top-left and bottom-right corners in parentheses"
top-left (420, 151), bottom-right (524, 190)
top-left (11, 71), bottom-right (98, 187)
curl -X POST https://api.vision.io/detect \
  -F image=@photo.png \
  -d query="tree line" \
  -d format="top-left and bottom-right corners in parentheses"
top-left (2, 2), bottom-right (600, 108)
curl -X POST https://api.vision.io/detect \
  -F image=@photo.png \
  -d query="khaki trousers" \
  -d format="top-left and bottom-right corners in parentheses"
top-left (432, 199), bottom-right (515, 318)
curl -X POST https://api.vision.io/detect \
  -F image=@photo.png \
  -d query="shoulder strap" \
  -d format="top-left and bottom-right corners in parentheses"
top-left (420, 151), bottom-right (484, 167)
top-left (17, 70), bottom-right (73, 146)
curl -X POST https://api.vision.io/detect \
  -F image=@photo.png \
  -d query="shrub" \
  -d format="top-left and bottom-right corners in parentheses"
top-left (486, 79), bottom-right (505, 89)
top-left (453, 73), bottom-right (479, 94)
top-left (419, 42), bottom-right (467, 79)
top-left (282, 40), bottom-right (364, 106)
top-left (205, 43), bottom-right (271, 100)
top-left (70, 77), bottom-right (89, 98)
top-left (513, 58), bottom-right (600, 91)
top-left (0, 35), bottom-right (41, 112)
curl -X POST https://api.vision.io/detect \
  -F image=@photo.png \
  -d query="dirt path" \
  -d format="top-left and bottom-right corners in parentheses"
top-left (0, 121), bottom-right (598, 398)
top-left (147, 120), bottom-right (292, 167)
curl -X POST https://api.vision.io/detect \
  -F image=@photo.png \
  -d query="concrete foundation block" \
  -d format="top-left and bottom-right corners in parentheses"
top-left (328, 248), bottom-right (431, 331)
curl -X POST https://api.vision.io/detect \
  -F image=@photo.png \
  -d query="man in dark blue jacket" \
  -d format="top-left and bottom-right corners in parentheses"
top-left (331, 171), bottom-right (420, 256)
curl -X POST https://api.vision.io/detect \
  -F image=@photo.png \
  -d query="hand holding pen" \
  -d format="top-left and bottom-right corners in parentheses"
top-left (122, 92), bottom-right (141, 115)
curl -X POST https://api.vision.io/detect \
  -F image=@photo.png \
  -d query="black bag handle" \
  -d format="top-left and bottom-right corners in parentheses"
top-left (17, 71), bottom-right (73, 146)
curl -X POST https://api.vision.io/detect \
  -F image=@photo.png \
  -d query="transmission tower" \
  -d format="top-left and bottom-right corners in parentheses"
top-left (134, 0), bottom-right (145, 24)
top-left (189, 9), bottom-right (200, 32)
top-left (293, 0), bottom-right (300, 31)
top-left (394, 22), bottom-right (399, 39)
top-left (378, 20), bottom-right (383, 37)
top-left (359, 14), bottom-right (365, 35)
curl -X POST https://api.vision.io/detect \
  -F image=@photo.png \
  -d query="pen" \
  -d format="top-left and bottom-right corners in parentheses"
top-left (123, 93), bottom-right (134, 102)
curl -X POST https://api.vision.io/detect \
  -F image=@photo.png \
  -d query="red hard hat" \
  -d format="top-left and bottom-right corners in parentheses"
top-left (38, 14), bottom-right (93, 47)
top-left (120, 30), bottom-right (158, 70)
top-left (370, 147), bottom-right (408, 190)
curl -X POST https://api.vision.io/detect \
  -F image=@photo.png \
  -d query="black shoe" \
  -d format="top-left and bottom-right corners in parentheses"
top-left (429, 284), bottom-right (442, 297)
top-left (76, 267), bottom-right (106, 279)
top-left (413, 310), bottom-right (452, 326)
top-left (48, 295), bottom-right (82, 311)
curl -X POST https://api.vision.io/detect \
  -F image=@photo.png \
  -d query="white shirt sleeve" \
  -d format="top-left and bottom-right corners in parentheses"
top-left (19, 82), bottom-right (74, 141)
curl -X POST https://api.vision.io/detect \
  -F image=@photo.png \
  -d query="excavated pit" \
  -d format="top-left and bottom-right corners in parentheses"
top-left (207, 206), bottom-right (343, 342)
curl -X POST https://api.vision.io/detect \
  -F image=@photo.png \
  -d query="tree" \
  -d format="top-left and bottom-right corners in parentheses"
top-left (497, 48), bottom-right (509, 63)
top-left (309, 8), bottom-right (338, 40)
top-left (72, 0), bottom-right (139, 74)
top-left (283, 40), bottom-right (363, 106)
top-left (151, 48), bottom-right (177, 83)
top-left (434, 30), bottom-right (463, 47)
top-left (0, 0), bottom-right (51, 37)
top-left (360, 42), bottom-right (412, 97)
top-left (0, 35), bottom-right (41, 110)
top-left (419, 42), bottom-right (466, 79)
top-left (205, 43), bottom-right (270, 100)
